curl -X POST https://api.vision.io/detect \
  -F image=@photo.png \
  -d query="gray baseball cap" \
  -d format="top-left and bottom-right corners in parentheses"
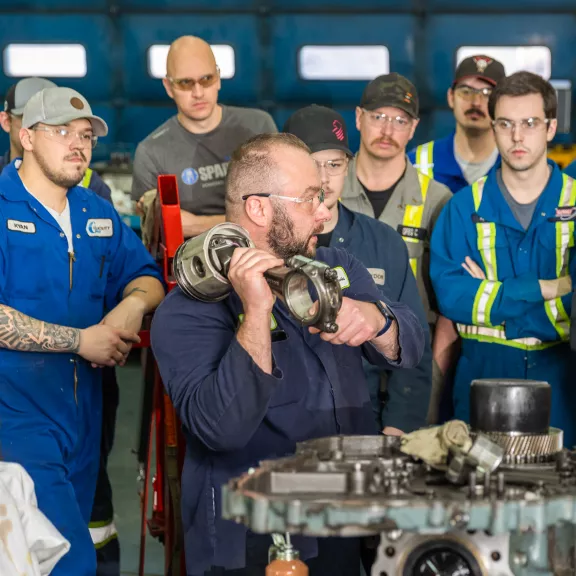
top-left (4, 77), bottom-right (57, 115)
top-left (22, 87), bottom-right (108, 137)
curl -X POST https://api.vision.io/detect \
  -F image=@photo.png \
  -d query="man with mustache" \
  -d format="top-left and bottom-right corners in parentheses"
top-left (283, 104), bottom-right (432, 436)
top-left (431, 71), bottom-right (576, 448)
top-left (151, 132), bottom-right (425, 575)
top-left (409, 55), bottom-right (506, 194)
top-left (0, 86), bottom-right (165, 575)
top-left (132, 36), bottom-right (277, 238)
top-left (340, 73), bottom-right (451, 424)
top-left (1, 77), bottom-right (123, 576)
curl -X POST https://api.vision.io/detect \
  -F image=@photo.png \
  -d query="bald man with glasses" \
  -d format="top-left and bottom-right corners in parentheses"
top-left (131, 36), bottom-right (277, 238)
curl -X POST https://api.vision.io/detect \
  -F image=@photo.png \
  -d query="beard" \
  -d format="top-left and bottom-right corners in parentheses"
top-left (34, 149), bottom-right (86, 188)
top-left (267, 203), bottom-right (323, 260)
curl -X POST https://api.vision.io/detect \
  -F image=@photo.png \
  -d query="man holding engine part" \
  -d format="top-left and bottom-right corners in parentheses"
top-left (151, 132), bottom-right (425, 575)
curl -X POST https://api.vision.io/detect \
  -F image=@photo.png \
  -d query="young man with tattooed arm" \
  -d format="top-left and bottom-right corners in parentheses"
top-left (0, 87), bottom-right (164, 576)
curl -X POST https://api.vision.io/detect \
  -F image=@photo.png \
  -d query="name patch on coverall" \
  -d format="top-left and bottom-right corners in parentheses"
top-left (7, 219), bottom-right (36, 233)
top-left (367, 268), bottom-right (385, 285)
top-left (86, 218), bottom-right (113, 237)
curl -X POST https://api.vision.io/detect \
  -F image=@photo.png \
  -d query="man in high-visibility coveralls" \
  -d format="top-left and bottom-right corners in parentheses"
top-left (409, 55), bottom-right (506, 194)
top-left (431, 71), bottom-right (576, 448)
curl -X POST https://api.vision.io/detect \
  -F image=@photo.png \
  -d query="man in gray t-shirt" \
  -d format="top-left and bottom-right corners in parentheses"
top-left (132, 35), bottom-right (277, 237)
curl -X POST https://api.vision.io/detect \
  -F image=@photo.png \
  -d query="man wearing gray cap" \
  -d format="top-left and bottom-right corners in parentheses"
top-left (0, 77), bottom-right (113, 202)
top-left (0, 86), bottom-right (165, 575)
top-left (2, 78), bottom-right (124, 575)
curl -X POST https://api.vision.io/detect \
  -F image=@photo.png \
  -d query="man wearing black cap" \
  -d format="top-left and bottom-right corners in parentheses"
top-left (409, 55), bottom-right (506, 194)
top-left (340, 74), bottom-right (451, 424)
top-left (284, 104), bottom-right (432, 435)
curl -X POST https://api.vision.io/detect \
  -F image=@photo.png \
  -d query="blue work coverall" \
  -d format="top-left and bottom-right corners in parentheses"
top-left (151, 247), bottom-right (425, 575)
top-left (408, 133), bottom-right (499, 194)
top-left (328, 203), bottom-right (432, 431)
top-left (565, 160), bottom-right (576, 179)
top-left (0, 160), bottom-right (163, 575)
top-left (430, 161), bottom-right (576, 446)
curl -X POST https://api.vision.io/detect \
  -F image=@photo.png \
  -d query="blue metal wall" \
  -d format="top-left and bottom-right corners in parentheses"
top-left (0, 0), bottom-right (574, 159)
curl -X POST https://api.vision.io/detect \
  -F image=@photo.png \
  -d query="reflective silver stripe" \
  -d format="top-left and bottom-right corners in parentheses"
top-left (457, 323), bottom-right (546, 347)
top-left (474, 280), bottom-right (499, 325)
top-left (544, 297), bottom-right (571, 341)
top-left (416, 142), bottom-right (434, 178)
top-left (89, 521), bottom-right (118, 548)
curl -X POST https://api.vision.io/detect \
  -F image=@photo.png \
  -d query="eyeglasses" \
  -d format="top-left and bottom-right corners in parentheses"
top-left (241, 189), bottom-right (325, 211)
top-left (33, 126), bottom-right (98, 149)
top-left (454, 85), bottom-right (493, 101)
top-left (314, 158), bottom-right (349, 177)
top-left (362, 110), bottom-right (412, 131)
top-left (166, 68), bottom-right (220, 91)
top-left (492, 117), bottom-right (550, 133)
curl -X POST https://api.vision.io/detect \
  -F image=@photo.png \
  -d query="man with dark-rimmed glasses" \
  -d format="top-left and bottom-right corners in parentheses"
top-left (409, 55), bottom-right (506, 194)
top-left (131, 35), bottom-right (277, 238)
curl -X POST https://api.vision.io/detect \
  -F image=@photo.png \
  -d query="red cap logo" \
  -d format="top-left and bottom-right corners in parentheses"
top-left (473, 56), bottom-right (493, 73)
top-left (332, 120), bottom-right (344, 141)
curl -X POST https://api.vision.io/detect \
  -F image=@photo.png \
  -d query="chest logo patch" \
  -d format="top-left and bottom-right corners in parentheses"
top-left (367, 268), bottom-right (385, 285)
top-left (181, 168), bottom-right (199, 186)
top-left (86, 218), bottom-right (113, 237)
top-left (333, 266), bottom-right (350, 289)
top-left (7, 219), bottom-right (36, 234)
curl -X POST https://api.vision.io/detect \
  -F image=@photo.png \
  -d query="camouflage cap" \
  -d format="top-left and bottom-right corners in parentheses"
top-left (360, 73), bottom-right (419, 119)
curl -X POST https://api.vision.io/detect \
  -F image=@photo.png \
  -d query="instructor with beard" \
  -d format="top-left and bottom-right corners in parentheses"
top-left (151, 133), bottom-right (425, 575)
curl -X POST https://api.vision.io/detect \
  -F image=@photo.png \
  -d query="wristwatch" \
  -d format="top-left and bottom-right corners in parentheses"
top-left (374, 300), bottom-right (395, 337)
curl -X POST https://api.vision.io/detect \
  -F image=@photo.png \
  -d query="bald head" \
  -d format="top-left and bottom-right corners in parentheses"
top-left (166, 36), bottom-right (216, 77)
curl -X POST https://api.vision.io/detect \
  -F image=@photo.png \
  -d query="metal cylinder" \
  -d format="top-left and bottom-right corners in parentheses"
top-left (470, 379), bottom-right (551, 435)
top-left (173, 223), bottom-right (253, 302)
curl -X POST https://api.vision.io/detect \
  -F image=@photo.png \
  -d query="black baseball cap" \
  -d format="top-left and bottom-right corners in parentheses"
top-left (453, 55), bottom-right (506, 87)
top-left (282, 104), bottom-right (352, 156)
top-left (360, 72), bottom-right (419, 119)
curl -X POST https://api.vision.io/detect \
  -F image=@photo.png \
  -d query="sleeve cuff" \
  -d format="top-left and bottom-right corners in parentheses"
top-left (505, 273), bottom-right (542, 303)
top-left (232, 336), bottom-right (284, 383)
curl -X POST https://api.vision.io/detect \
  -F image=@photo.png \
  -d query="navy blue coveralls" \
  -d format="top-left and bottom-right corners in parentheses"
top-left (408, 133), bottom-right (500, 194)
top-left (151, 246), bottom-right (425, 575)
top-left (431, 161), bottom-right (576, 446)
top-left (328, 203), bottom-right (432, 431)
top-left (565, 160), bottom-right (576, 180)
top-left (0, 160), bottom-right (163, 575)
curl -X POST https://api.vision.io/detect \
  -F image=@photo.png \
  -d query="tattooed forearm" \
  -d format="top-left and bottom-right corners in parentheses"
top-left (0, 305), bottom-right (80, 353)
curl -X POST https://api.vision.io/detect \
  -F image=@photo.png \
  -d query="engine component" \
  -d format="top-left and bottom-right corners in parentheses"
top-left (222, 433), bottom-right (576, 575)
top-left (470, 380), bottom-right (563, 467)
top-left (470, 379), bottom-right (551, 435)
top-left (173, 223), bottom-right (342, 333)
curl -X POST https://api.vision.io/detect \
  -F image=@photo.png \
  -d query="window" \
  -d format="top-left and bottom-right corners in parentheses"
top-left (3, 44), bottom-right (87, 78)
top-left (456, 46), bottom-right (552, 80)
top-left (298, 46), bottom-right (389, 81)
top-left (147, 44), bottom-right (235, 79)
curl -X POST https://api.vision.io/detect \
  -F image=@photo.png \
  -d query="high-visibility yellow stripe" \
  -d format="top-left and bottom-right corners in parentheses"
top-left (472, 279), bottom-right (500, 326)
top-left (80, 167), bottom-right (93, 188)
top-left (402, 171), bottom-right (431, 277)
top-left (545, 174), bottom-right (575, 338)
top-left (415, 142), bottom-right (434, 178)
top-left (472, 176), bottom-right (487, 212)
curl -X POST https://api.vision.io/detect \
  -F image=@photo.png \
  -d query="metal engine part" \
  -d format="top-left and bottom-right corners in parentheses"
top-left (223, 431), bottom-right (576, 575)
top-left (470, 380), bottom-right (564, 468)
top-left (173, 222), bottom-right (342, 332)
